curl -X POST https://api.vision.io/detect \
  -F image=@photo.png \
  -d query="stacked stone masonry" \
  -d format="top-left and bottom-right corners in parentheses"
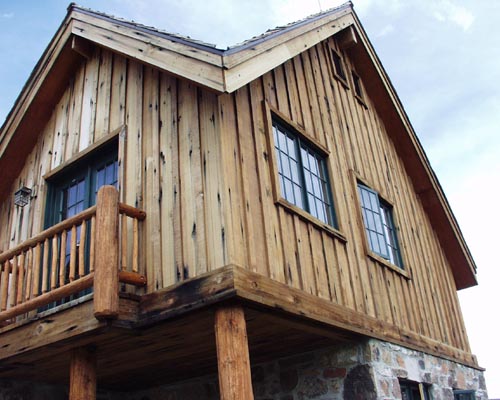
top-left (0, 339), bottom-right (487, 399)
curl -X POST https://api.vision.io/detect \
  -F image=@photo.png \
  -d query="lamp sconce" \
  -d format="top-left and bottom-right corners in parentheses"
top-left (14, 186), bottom-right (32, 207)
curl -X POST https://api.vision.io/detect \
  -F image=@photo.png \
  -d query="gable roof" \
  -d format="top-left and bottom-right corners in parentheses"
top-left (0, 2), bottom-right (476, 289)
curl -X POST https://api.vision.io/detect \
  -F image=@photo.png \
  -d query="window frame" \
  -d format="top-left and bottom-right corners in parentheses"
top-left (352, 172), bottom-right (409, 278)
top-left (351, 69), bottom-right (368, 108)
top-left (329, 45), bottom-right (349, 89)
top-left (399, 380), bottom-right (432, 400)
top-left (44, 136), bottom-right (120, 228)
top-left (264, 102), bottom-right (346, 242)
top-left (453, 390), bottom-right (476, 400)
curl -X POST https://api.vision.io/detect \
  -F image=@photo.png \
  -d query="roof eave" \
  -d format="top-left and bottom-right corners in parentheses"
top-left (348, 11), bottom-right (477, 290)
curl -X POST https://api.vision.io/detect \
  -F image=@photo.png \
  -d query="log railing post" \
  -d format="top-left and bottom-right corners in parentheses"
top-left (94, 186), bottom-right (119, 319)
top-left (69, 346), bottom-right (97, 400)
top-left (215, 305), bottom-right (254, 400)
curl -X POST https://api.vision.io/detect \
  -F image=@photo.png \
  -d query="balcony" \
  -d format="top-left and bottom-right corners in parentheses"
top-left (0, 186), bottom-right (146, 326)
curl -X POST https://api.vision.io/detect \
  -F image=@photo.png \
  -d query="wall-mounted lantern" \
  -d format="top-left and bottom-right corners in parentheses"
top-left (14, 186), bottom-right (32, 207)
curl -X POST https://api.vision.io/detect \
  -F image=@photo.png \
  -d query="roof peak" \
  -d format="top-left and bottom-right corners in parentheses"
top-left (67, 2), bottom-right (353, 53)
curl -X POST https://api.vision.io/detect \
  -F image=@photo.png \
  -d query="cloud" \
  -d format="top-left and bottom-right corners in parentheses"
top-left (431, 0), bottom-right (474, 31)
top-left (376, 24), bottom-right (395, 37)
top-left (1, 12), bottom-right (14, 19)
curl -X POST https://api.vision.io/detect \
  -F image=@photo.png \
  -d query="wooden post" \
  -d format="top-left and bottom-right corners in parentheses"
top-left (69, 347), bottom-right (97, 400)
top-left (94, 186), bottom-right (119, 319)
top-left (214, 305), bottom-right (254, 400)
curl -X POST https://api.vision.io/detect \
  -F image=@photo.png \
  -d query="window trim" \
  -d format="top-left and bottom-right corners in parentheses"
top-left (42, 125), bottom-right (125, 228)
top-left (351, 171), bottom-right (409, 278)
top-left (263, 102), bottom-right (347, 242)
top-left (328, 45), bottom-right (349, 89)
top-left (399, 379), bottom-right (432, 400)
top-left (351, 69), bottom-right (368, 108)
top-left (43, 125), bottom-right (123, 181)
top-left (44, 139), bottom-right (119, 228)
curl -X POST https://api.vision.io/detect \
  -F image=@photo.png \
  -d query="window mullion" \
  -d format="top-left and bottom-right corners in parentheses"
top-left (296, 137), bottom-right (309, 213)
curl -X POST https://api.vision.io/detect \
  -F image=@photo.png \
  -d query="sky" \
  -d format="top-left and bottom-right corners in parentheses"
top-left (1, 0), bottom-right (499, 396)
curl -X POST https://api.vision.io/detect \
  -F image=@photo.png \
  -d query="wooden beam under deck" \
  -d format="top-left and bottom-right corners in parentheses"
top-left (0, 265), bottom-right (481, 390)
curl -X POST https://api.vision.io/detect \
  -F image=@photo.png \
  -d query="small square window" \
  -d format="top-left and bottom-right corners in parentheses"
top-left (358, 183), bottom-right (403, 268)
top-left (400, 380), bottom-right (431, 400)
top-left (453, 390), bottom-right (476, 400)
top-left (272, 117), bottom-right (337, 228)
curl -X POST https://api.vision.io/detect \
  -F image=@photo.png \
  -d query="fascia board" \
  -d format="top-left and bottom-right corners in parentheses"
top-left (222, 13), bottom-right (354, 93)
top-left (350, 12), bottom-right (477, 288)
top-left (0, 18), bottom-right (74, 159)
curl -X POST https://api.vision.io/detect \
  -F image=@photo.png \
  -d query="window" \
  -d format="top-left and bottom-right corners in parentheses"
top-left (351, 70), bottom-right (366, 106)
top-left (45, 146), bottom-right (118, 227)
top-left (330, 47), bottom-right (348, 84)
top-left (454, 390), bottom-right (475, 400)
top-left (358, 183), bottom-right (403, 268)
top-left (272, 117), bottom-right (337, 228)
top-left (42, 144), bottom-right (118, 305)
top-left (400, 380), bottom-right (431, 400)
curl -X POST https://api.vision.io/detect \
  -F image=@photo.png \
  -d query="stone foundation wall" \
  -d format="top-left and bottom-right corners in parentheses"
top-left (113, 339), bottom-right (487, 400)
top-left (1, 339), bottom-right (487, 400)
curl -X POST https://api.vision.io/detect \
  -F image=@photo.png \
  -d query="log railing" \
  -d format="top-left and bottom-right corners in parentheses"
top-left (0, 186), bottom-right (146, 325)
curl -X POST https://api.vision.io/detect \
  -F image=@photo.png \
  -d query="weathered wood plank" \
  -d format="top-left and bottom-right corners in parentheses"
top-left (69, 347), bottom-right (97, 400)
top-left (215, 306), bottom-right (254, 400)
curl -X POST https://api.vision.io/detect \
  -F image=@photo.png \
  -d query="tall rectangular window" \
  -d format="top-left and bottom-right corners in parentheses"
top-left (273, 118), bottom-right (337, 227)
top-left (330, 47), bottom-right (347, 84)
top-left (42, 144), bottom-right (118, 305)
top-left (358, 183), bottom-right (403, 268)
top-left (352, 70), bottom-right (364, 99)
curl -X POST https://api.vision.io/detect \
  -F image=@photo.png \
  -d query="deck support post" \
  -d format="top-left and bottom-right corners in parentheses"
top-left (214, 305), bottom-right (254, 400)
top-left (69, 346), bottom-right (97, 400)
top-left (94, 185), bottom-right (119, 319)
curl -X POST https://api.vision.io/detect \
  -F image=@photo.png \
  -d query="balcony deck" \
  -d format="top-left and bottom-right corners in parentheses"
top-left (0, 188), bottom-right (481, 395)
top-left (0, 264), bottom-right (480, 391)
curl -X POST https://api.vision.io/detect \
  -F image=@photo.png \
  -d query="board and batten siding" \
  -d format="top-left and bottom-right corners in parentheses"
top-left (216, 36), bottom-right (471, 354)
top-left (0, 37), bottom-right (471, 355)
top-left (0, 48), bottom-right (227, 294)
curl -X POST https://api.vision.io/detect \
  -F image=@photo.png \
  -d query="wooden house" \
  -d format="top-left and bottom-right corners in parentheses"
top-left (0, 3), bottom-right (487, 399)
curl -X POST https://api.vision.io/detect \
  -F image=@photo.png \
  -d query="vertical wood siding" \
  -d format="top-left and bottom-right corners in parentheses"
top-left (0, 39), bottom-right (471, 354)
top-left (217, 38), bottom-right (471, 353)
top-left (0, 48), bottom-right (226, 295)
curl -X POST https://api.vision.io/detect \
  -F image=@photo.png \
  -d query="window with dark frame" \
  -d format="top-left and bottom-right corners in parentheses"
top-left (352, 70), bottom-right (364, 99)
top-left (272, 117), bottom-right (337, 228)
top-left (42, 144), bottom-right (118, 307)
top-left (358, 182), bottom-right (403, 268)
top-left (453, 390), bottom-right (476, 400)
top-left (330, 47), bottom-right (348, 83)
top-left (400, 380), bottom-right (431, 400)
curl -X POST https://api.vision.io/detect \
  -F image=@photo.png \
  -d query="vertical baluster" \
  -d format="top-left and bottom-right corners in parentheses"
top-left (42, 238), bottom-right (50, 293)
top-left (90, 215), bottom-right (96, 272)
top-left (8, 256), bottom-right (18, 308)
top-left (16, 252), bottom-right (25, 305)
top-left (33, 243), bottom-right (41, 298)
top-left (0, 262), bottom-right (9, 311)
top-left (70, 225), bottom-right (77, 282)
top-left (121, 214), bottom-right (128, 272)
top-left (24, 248), bottom-right (33, 302)
top-left (59, 230), bottom-right (67, 287)
top-left (132, 218), bottom-right (139, 273)
top-left (51, 236), bottom-right (58, 290)
top-left (79, 220), bottom-right (87, 278)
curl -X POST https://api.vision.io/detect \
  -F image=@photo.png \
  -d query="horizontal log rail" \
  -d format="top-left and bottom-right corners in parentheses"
top-left (0, 186), bottom-right (146, 324)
